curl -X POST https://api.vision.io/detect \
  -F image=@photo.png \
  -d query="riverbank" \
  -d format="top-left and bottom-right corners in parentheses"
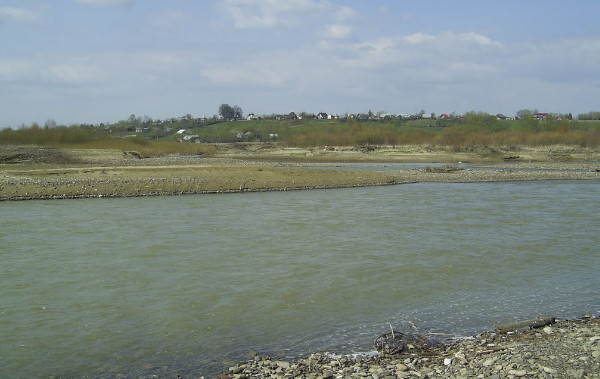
top-left (222, 316), bottom-right (600, 378)
top-left (1, 144), bottom-right (599, 200)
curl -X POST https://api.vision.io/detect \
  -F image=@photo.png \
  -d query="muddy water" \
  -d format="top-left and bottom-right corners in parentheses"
top-left (1, 180), bottom-right (598, 377)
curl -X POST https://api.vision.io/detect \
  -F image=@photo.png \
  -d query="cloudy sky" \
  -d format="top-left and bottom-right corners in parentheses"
top-left (1, 0), bottom-right (599, 127)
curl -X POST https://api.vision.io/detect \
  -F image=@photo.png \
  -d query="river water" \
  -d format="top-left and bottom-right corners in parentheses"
top-left (1, 180), bottom-right (599, 377)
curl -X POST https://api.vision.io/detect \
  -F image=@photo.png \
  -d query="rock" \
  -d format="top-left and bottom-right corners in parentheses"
top-left (221, 317), bottom-right (600, 379)
top-left (275, 361), bottom-right (290, 369)
top-left (508, 369), bottom-right (527, 377)
top-left (541, 366), bottom-right (557, 374)
top-left (229, 366), bottom-right (244, 374)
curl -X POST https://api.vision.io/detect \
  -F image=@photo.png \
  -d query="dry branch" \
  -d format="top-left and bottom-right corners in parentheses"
top-left (494, 317), bottom-right (556, 334)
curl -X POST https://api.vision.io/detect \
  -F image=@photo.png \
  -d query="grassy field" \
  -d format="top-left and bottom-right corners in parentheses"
top-left (2, 117), bottom-right (599, 156)
top-left (180, 117), bottom-right (600, 149)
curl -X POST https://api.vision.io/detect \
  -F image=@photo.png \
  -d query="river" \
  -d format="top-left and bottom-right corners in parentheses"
top-left (1, 180), bottom-right (598, 377)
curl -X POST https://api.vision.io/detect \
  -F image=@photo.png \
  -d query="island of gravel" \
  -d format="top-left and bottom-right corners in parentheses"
top-left (1, 144), bottom-right (599, 201)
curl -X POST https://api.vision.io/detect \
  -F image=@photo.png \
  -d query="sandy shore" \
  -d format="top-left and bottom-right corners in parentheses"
top-left (1, 145), bottom-right (599, 200)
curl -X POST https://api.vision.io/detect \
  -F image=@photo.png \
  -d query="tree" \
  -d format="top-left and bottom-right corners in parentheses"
top-left (127, 114), bottom-right (141, 127)
top-left (516, 109), bottom-right (537, 118)
top-left (233, 105), bottom-right (243, 120)
top-left (44, 119), bottom-right (57, 129)
top-left (219, 104), bottom-right (235, 120)
top-left (461, 111), bottom-right (501, 131)
top-left (219, 104), bottom-right (243, 120)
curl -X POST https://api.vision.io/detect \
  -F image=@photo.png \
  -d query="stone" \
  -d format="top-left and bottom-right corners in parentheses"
top-left (566, 369), bottom-right (585, 378)
top-left (229, 366), bottom-right (244, 374)
top-left (541, 366), bottom-right (557, 374)
top-left (508, 369), bottom-right (527, 377)
top-left (275, 361), bottom-right (290, 369)
top-left (396, 364), bottom-right (409, 372)
top-left (459, 368), bottom-right (470, 376)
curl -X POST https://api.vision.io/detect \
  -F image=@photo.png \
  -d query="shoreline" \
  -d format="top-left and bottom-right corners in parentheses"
top-left (222, 316), bottom-right (600, 378)
top-left (1, 146), bottom-right (599, 201)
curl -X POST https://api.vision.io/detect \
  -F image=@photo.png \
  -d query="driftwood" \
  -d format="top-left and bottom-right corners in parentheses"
top-left (374, 330), bottom-right (433, 355)
top-left (123, 150), bottom-right (143, 159)
top-left (373, 324), bottom-right (446, 356)
top-left (494, 317), bottom-right (556, 334)
top-left (424, 165), bottom-right (463, 173)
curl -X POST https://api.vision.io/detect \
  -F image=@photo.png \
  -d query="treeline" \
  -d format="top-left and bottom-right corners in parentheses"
top-left (278, 116), bottom-right (599, 149)
top-left (0, 124), bottom-right (215, 157)
top-left (1, 112), bottom-right (599, 150)
top-left (0, 124), bottom-right (99, 145)
top-left (577, 111), bottom-right (600, 120)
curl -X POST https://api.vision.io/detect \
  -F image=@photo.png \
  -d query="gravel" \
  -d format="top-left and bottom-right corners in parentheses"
top-left (1, 160), bottom-right (599, 201)
top-left (220, 317), bottom-right (600, 379)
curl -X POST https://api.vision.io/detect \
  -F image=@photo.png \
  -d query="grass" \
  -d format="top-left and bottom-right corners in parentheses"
top-left (68, 139), bottom-right (217, 157)
top-left (0, 126), bottom-right (217, 157)
top-left (1, 118), bottom-right (599, 157)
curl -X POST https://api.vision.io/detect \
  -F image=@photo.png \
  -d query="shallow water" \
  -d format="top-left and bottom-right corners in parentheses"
top-left (1, 180), bottom-right (599, 377)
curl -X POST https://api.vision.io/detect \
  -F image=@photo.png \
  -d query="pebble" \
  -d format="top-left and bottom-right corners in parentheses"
top-left (222, 317), bottom-right (600, 379)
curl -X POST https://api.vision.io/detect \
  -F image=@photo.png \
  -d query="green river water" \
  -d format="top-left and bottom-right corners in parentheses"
top-left (1, 180), bottom-right (598, 377)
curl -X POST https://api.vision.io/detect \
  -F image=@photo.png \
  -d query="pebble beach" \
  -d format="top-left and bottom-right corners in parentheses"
top-left (222, 317), bottom-right (600, 379)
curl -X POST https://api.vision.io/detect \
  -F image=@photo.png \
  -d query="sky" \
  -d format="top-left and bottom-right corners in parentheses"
top-left (1, 0), bottom-right (600, 127)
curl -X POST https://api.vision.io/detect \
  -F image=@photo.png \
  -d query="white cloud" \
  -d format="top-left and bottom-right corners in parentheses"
top-left (451, 31), bottom-right (502, 47)
top-left (0, 7), bottom-right (40, 23)
top-left (323, 24), bottom-right (353, 39)
top-left (223, 0), bottom-right (317, 28)
top-left (42, 64), bottom-right (106, 84)
top-left (0, 59), bottom-right (34, 81)
top-left (403, 33), bottom-right (435, 45)
top-left (200, 52), bottom-right (294, 87)
top-left (502, 37), bottom-right (600, 84)
top-left (74, 0), bottom-right (134, 8)
top-left (335, 6), bottom-right (356, 21)
top-left (150, 10), bottom-right (186, 27)
top-left (0, 55), bottom-right (112, 86)
top-left (222, 0), bottom-right (353, 28)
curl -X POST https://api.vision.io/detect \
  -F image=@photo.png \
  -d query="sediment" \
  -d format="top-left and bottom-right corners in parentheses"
top-left (1, 155), bottom-right (599, 201)
top-left (222, 317), bottom-right (600, 379)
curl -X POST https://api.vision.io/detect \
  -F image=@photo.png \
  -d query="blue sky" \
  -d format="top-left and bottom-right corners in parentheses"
top-left (1, 0), bottom-right (599, 127)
